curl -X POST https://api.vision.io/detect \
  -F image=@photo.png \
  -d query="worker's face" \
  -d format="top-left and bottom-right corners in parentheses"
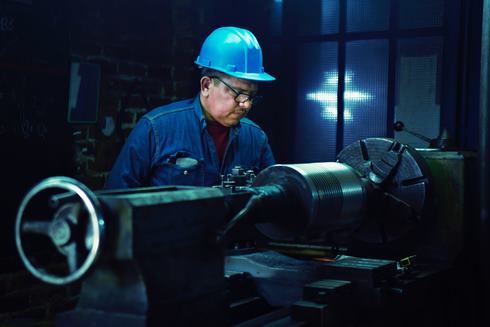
top-left (200, 75), bottom-right (258, 127)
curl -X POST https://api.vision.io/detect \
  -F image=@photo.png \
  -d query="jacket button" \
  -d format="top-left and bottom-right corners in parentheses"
top-left (183, 170), bottom-right (188, 175)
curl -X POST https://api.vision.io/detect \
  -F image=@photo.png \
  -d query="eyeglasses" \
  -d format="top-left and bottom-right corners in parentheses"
top-left (209, 76), bottom-right (261, 104)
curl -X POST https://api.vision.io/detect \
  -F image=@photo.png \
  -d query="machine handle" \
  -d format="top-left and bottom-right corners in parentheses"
top-left (15, 176), bottom-right (105, 285)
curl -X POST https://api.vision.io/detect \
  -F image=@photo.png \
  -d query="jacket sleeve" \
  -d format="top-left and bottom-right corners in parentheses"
top-left (105, 117), bottom-right (156, 189)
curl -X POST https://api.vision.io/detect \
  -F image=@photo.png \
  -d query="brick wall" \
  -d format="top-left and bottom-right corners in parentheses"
top-left (69, 0), bottom-right (213, 190)
top-left (0, 0), bottom-right (215, 325)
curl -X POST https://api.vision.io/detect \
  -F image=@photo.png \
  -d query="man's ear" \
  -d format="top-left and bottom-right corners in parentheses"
top-left (200, 76), bottom-right (212, 96)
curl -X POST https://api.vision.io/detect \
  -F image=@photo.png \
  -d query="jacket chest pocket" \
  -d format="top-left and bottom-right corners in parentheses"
top-left (165, 151), bottom-right (204, 186)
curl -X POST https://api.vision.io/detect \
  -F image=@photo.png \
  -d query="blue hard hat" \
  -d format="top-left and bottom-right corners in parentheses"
top-left (195, 26), bottom-right (275, 82)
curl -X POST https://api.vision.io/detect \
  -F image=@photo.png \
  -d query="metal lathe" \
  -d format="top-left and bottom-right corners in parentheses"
top-left (15, 137), bottom-right (475, 326)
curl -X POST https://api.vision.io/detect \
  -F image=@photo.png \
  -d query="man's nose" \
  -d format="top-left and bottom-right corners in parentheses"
top-left (239, 100), bottom-right (252, 110)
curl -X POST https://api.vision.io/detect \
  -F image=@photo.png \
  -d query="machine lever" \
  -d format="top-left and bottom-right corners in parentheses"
top-left (394, 121), bottom-right (452, 149)
top-left (393, 121), bottom-right (433, 143)
top-left (216, 194), bottom-right (262, 244)
top-left (217, 184), bottom-right (286, 244)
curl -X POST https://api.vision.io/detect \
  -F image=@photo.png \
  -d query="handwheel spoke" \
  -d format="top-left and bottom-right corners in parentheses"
top-left (64, 243), bottom-right (78, 274)
top-left (22, 221), bottom-right (51, 236)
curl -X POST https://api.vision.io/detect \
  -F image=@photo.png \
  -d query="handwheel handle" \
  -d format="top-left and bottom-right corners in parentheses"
top-left (15, 176), bottom-right (105, 285)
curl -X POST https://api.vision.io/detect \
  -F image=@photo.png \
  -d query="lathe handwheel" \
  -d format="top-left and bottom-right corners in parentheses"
top-left (15, 176), bottom-right (105, 285)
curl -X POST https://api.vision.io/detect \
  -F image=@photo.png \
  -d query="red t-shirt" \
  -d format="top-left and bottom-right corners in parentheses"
top-left (207, 120), bottom-right (230, 162)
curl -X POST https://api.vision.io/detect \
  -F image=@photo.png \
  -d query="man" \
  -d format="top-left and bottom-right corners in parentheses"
top-left (105, 26), bottom-right (276, 189)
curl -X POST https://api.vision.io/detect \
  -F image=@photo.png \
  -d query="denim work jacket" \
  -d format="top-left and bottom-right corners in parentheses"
top-left (105, 95), bottom-right (276, 189)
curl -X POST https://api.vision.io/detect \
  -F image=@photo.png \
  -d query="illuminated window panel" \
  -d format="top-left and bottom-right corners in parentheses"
top-left (343, 39), bottom-right (389, 147)
top-left (294, 42), bottom-right (338, 163)
top-left (306, 70), bottom-right (374, 123)
top-left (320, 0), bottom-right (340, 35)
top-left (270, 0), bottom-right (283, 36)
top-left (291, 0), bottom-right (339, 35)
top-left (394, 37), bottom-right (442, 148)
top-left (399, 0), bottom-right (444, 29)
top-left (347, 0), bottom-right (390, 32)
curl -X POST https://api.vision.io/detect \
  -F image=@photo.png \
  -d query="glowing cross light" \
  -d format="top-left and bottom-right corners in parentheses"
top-left (306, 71), bottom-right (373, 121)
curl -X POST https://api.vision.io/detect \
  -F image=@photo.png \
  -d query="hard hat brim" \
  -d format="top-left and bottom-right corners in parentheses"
top-left (195, 62), bottom-right (275, 82)
top-left (225, 70), bottom-right (276, 82)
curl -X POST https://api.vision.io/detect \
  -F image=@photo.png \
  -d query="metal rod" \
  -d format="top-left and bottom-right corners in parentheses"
top-left (479, 0), bottom-right (490, 324)
top-left (263, 241), bottom-right (348, 259)
top-left (49, 191), bottom-right (77, 208)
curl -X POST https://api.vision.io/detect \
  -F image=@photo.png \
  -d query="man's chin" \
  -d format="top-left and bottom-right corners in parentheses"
top-left (222, 119), bottom-right (240, 127)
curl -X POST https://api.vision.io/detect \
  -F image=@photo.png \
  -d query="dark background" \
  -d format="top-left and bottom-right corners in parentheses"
top-left (0, 0), bottom-right (487, 324)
